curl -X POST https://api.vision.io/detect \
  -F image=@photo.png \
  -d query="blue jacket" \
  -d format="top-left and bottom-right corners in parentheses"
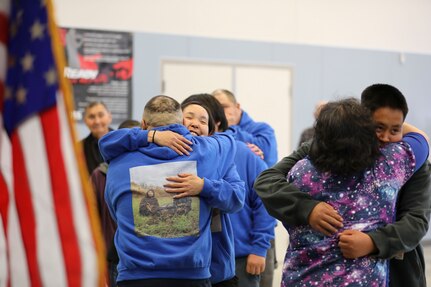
top-left (228, 111), bottom-right (278, 167)
top-left (210, 210), bottom-right (235, 284)
top-left (230, 141), bottom-right (275, 258)
top-left (209, 139), bottom-right (276, 283)
top-left (100, 124), bottom-right (245, 282)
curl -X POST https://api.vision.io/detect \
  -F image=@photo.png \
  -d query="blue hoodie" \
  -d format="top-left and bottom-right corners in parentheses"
top-left (228, 111), bottom-right (278, 167)
top-left (209, 139), bottom-right (277, 284)
top-left (229, 141), bottom-right (275, 258)
top-left (100, 124), bottom-right (245, 282)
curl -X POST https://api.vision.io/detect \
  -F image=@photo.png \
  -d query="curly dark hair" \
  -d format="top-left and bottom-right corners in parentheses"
top-left (309, 98), bottom-right (380, 175)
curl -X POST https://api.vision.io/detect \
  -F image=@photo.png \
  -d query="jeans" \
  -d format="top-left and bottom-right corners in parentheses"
top-left (235, 256), bottom-right (261, 287)
top-left (260, 239), bottom-right (276, 287)
top-left (118, 278), bottom-right (211, 287)
top-left (212, 276), bottom-right (239, 287)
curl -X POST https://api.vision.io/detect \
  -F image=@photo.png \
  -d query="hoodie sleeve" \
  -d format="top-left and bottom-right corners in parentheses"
top-left (99, 128), bottom-right (149, 162)
top-left (200, 163), bottom-right (245, 213)
top-left (199, 133), bottom-right (245, 212)
top-left (402, 132), bottom-right (430, 171)
top-left (228, 123), bottom-right (277, 167)
top-left (254, 141), bottom-right (320, 225)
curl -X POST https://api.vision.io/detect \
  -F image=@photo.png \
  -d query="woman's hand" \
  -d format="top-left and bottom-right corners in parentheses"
top-left (164, 173), bottom-right (204, 198)
top-left (338, 230), bottom-right (377, 259)
top-left (152, 130), bottom-right (193, 155)
top-left (247, 143), bottom-right (264, 160)
top-left (308, 202), bottom-right (343, 236)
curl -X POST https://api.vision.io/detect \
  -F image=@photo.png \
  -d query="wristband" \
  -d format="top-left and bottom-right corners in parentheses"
top-left (152, 130), bottom-right (157, 143)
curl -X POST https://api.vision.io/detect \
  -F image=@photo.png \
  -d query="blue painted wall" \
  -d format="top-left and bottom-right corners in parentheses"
top-left (78, 32), bottom-right (431, 149)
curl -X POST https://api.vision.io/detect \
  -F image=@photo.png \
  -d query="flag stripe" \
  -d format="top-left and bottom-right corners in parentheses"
top-left (0, 173), bottom-right (8, 224)
top-left (47, 0), bottom-right (106, 281)
top-left (0, 213), bottom-right (7, 287)
top-left (46, 1), bottom-right (103, 284)
top-left (0, 2), bottom-right (11, 287)
top-left (6, 198), bottom-right (30, 287)
top-left (0, 12), bottom-right (7, 47)
top-left (0, 47), bottom-right (6, 90)
top-left (3, 112), bottom-right (30, 287)
top-left (11, 134), bottom-right (41, 287)
top-left (0, 2), bottom-right (11, 281)
top-left (0, 126), bottom-right (9, 287)
top-left (18, 115), bottom-right (67, 287)
top-left (57, 94), bottom-right (99, 287)
top-left (2, 0), bottom-right (105, 285)
top-left (40, 107), bottom-right (81, 287)
top-left (0, 0), bottom-right (9, 16)
top-left (0, 117), bottom-right (9, 246)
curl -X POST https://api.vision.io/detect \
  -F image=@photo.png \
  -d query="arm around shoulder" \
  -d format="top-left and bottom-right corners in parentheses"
top-left (254, 142), bottom-right (320, 225)
top-left (367, 160), bottom-right (431, 259)
top-left (403, 122), bottom-right (429, 142)
top-left (99, 128), bottom-right (149, 162)
top-left (402, 131), bottom-right (429, 171)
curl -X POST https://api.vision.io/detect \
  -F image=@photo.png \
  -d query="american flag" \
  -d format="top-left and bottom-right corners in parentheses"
top-left (0, 0), bottom-right (105, 286)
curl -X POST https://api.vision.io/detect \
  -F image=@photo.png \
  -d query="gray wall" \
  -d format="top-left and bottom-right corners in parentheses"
top-left (78, 32), bottom-right (431, 150)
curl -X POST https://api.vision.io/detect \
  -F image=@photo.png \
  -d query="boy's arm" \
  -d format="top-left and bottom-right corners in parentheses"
top-left (253, 142), bottom-right (318, 225)
top-left (368, 160), bottom-right (431, 259)
top-left (254, 141), bottom-right (343, 233)
top-left (403, 122), bottom-right (430, 142)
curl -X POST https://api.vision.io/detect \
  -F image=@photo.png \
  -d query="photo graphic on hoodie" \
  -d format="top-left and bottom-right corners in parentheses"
top-left (130, 161), bottom-right (199, 238)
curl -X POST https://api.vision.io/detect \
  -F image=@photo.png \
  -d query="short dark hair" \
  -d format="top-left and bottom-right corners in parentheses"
top-left (83, 101), bottom-right (109, 116)
top-left (181, 97), bottom-right (216, 135)
top-left (309, 98), bottom-right (380, 175)
top-left (182, 94), bottom-right (228, 132)
top-left (361, 84), bottom-right (408, 120)
top-left (143, 95), bottom-right (183, 127)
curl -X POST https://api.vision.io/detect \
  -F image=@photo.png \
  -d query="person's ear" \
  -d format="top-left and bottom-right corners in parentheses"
top-left (141, 119), bottom-right (147, 130)
top-left (236, 102), bottom-right (241, 110)
top-left (215, 121), bottom-right (221, 132)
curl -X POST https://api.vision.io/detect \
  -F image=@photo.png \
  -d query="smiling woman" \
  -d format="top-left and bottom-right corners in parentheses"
top-left (181, 101), bottom-right (215, 136)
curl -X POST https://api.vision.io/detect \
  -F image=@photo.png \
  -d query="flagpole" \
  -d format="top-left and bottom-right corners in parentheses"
top-left (45, 0), bottom-right (106, 285)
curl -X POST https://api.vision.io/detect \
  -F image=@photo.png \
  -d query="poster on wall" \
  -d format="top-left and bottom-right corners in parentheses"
top-left (60, 27), bottom-right (133, 123)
